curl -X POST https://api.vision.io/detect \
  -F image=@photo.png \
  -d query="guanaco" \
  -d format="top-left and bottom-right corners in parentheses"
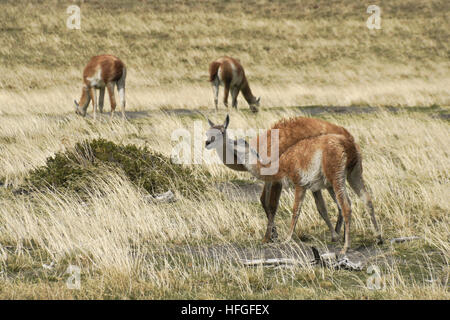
top-left (74, 54), bottom-right (126, 120)
top-left (209, 56), bottom-right (260, 112)
top-left (205, 115), bottom-right (382, 255)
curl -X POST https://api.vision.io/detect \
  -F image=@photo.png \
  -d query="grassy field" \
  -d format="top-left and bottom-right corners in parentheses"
top-left (0, 0), bottom-right (449, 299)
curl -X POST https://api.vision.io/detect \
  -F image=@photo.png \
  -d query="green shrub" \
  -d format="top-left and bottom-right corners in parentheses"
top-left (24, 139), bottom-right (207, 198)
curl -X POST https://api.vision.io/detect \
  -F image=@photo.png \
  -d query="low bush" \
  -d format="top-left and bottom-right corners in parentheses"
top-left (25, 139), bottom-right (207, 198)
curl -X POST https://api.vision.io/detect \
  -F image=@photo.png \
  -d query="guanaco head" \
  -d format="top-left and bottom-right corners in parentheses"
top-left (74, 86), bottom-right (89, 117)
top-left (249, 96), bottom-right (260, 113)
top-left (74, 100), bottom-right (86, 117)
top-left (205, 114), bottom-right (230, 150)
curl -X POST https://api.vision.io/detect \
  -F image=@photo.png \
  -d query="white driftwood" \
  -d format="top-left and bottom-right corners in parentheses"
top-left (332, 257), bottom-right (363, 271)
top-left (42, 261), bottom-right (55, 270)
top-left (311, 247), bottom-right (363, 271)
top-left (145, 190), bottom-right (176, 203)
top-left (390, 236), bottom-right (421, 244)
top-left (154, 190), bottom-right (176, 202)
top-left (241, 258), bottom-right (301, 267)
top-left (241, 247), bottom-right (363, 271)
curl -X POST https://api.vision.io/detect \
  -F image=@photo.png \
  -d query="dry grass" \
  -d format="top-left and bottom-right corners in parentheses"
top-left (0, 0), bottom-right (449, 299)
top-left (0, 0), bottom-right (448, 108)
top-left (1, 110), bottom-right (448, 299)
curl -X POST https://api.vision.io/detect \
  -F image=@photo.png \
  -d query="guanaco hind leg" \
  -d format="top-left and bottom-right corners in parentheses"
top-left (347, 165), bottom-right (383, 244)
top-left (313, 190), bottom-right (340, 242)
top-left (231, 86), bottom-right (240, 109)
top-left (212, 78), bottom-right (219, 110)
top-left (117, 68), bottom-right (127, 120)
top-left (223, 83), bottom-right (230, 108)
top-left (330, 176), bottom-right (352, 255)
top-left (106, 82), bottom-right (116, 118)
top-left (327, 187), bottom-right (344, 235)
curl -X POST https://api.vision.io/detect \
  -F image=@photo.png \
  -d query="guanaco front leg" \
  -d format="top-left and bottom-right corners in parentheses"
top-left (287, 186), bottom-right (306, 240)
top-left (90, 87), bottom-right (97, 120)
top-left (231, 86), bottom-right (239, 109)
top-left (98, 87), bottom-right (105, 113)
top-left (261, 182), bottom-right (282, 243)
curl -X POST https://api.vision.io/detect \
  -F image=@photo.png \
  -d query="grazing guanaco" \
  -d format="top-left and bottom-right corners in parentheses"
top-left (209, 56), bottom-right (260, 112)
top-left (205, 115), bottom-right (382, 255)
top-left (74, 54), bottom-right (127, 120)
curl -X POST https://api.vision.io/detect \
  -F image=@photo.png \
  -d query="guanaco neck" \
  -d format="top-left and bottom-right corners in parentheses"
top-left (78, 86), bottom-right (90, 111)
top-left (217, 135), bottom-right (248, 172)
top-left (240, 77), bottom-right (256, 105)
top-left (220, 136), bottom-right (283, 181)
top-left (217, 136), bottom-right (265, 177)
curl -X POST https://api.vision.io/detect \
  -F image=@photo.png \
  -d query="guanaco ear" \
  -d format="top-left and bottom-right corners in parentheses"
top-left (223, 114), bottom-right (230, 130)
top-left (207, 118), bottom-right (215, 127)
top-left (74, 100), bottom-right (79, 107)
top-left (256, 97), bottom-right (261, 103)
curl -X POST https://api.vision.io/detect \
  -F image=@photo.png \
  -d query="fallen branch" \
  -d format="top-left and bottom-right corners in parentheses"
top-left (241, 258), bottom-right (301, 267)
top-left (240, 247), bottom-right (363, 271)
top-left (144, 190), bottom-right (176, 203)
top-left (311, 247), bottom-right (363, 271)
top-left (389, 236), bottom-right (421, 244)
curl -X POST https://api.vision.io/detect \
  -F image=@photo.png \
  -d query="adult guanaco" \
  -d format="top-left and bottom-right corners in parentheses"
top-left (74, 54), bottom-right (127, 120)
top-left (205, 115), bottom-right (382, 255)
top-left (209, 56), bottom-right (260, 112)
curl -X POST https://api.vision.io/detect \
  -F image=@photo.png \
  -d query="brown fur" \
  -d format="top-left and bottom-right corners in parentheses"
top-left (206, 116), bottom-right (382, 253)
top-left (209, 56), bottom-right (259, 111)
top-left (209, 61), bottom-right (222, 82)
top-left (76, 55), bottom-right (126, 119)
top-left (253, 116), bottom-right (354, 162)
top-left (250, 118), bottom-right (380, 253)
top-left (83, 55), bottom-right (124, 85)
top-left (257, 133), bottom-right (381, 254)
top-left (211, 116), bottom-right (355, 175)
top-left (275, 134), bottom-right (359, 182)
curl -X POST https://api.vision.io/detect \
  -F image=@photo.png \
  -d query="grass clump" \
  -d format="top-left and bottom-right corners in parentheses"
top-left (24, 138), bottom-right (207, 198)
